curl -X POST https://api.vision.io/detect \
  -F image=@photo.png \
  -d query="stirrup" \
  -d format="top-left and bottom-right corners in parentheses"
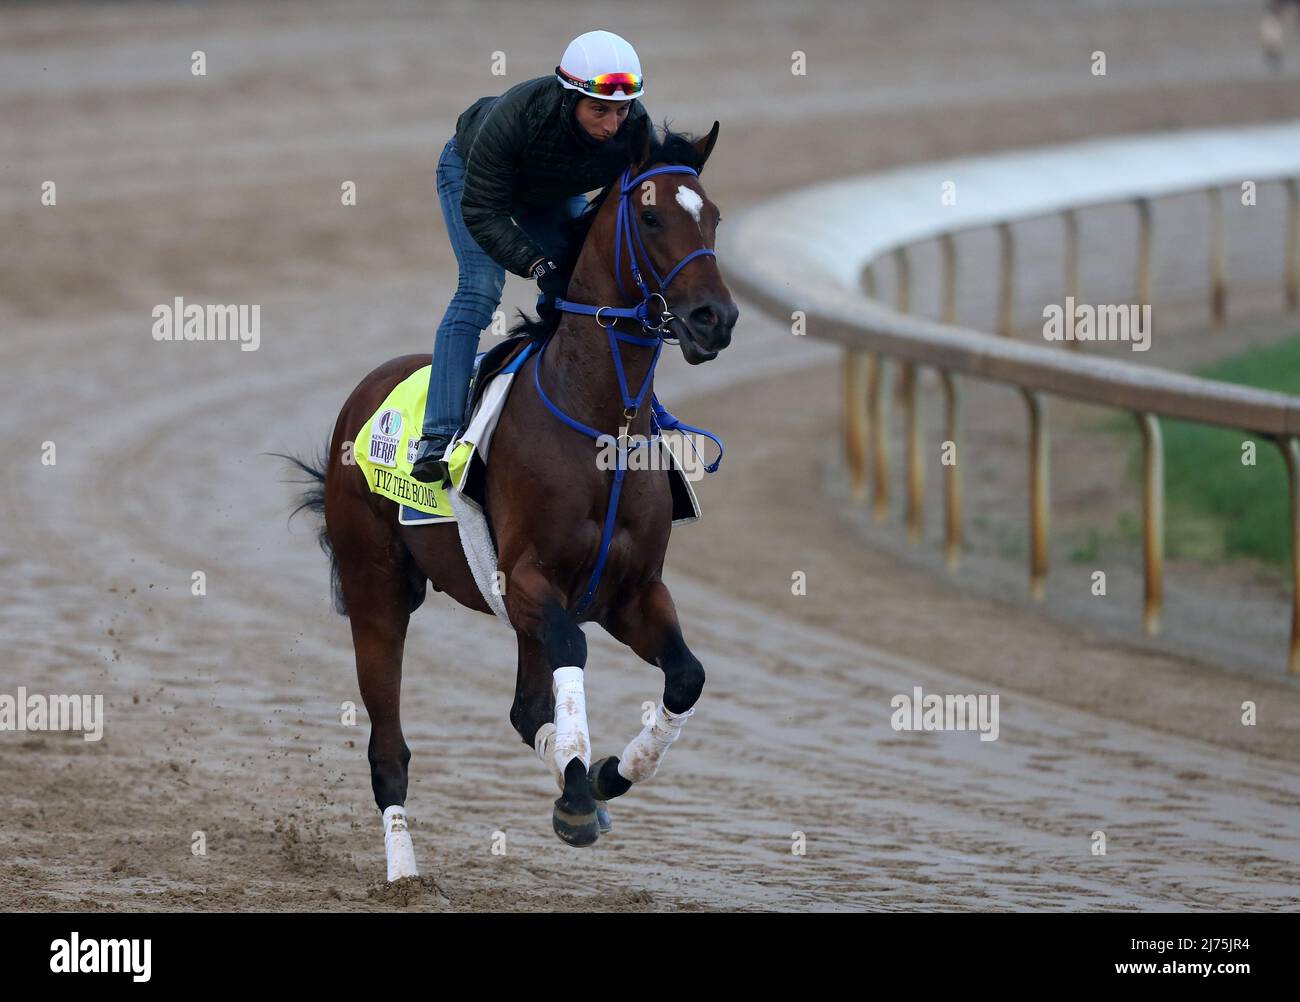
top-left (411, 458), bottom-right (451, 487)
top-left (410, 436), bottom-right (452, 485)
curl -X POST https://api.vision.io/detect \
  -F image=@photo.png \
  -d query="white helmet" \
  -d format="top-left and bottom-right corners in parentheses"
top-left (555, 30), bottom-right (644, 101)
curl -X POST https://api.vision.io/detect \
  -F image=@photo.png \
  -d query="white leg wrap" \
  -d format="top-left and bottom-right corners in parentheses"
top-left (533, 722), bottom-right (565, 792)
top-left (552, 666), bottom-right (591, 775)
top-left (382, 805), bottom-right (419, 882)
top-left (617, 702), bottom-right (694, 784)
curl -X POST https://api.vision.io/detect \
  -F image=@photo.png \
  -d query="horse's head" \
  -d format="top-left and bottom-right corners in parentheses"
top-left (612, 119), bottom-right (738, 363)
top-left (624, 120), bottom-right (738, 363)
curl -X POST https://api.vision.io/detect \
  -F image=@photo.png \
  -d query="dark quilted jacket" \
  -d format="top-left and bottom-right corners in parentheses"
top-left (454, 75), bottom-right (649, 277)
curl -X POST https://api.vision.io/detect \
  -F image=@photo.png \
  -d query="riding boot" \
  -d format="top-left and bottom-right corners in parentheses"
top-left (410, 433), bottom-right (452, 486)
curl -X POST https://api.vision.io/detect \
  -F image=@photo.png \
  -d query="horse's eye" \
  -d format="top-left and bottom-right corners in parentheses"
top-left (641, 210), bottom-right (659, 228)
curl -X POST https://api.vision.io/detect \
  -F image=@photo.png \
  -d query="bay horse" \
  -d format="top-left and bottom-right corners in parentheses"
top-left (286, 119), bottom-right (737, 880)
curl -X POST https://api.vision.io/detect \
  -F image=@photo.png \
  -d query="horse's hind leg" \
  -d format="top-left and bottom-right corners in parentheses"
top-left (593, 581), bottom-right (704, 804)
top-left (330, 491), bottom-right (420, 881)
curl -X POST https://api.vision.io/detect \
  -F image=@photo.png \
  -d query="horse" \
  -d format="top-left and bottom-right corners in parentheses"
top-left (284, 118), bottom-right (738, 881)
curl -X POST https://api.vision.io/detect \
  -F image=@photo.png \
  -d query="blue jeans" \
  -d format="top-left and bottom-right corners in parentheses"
top-left (422, 135), bottom-right (588, 440)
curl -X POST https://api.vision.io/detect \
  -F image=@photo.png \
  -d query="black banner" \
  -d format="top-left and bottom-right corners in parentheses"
top-left (0, 911), bottom-right (1284, 987)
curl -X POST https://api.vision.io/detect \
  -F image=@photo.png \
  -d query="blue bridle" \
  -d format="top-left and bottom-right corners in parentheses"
top-left (554, 163), bottom-right (718, 331)
top-left (534, 162), bottom-right (725, 616)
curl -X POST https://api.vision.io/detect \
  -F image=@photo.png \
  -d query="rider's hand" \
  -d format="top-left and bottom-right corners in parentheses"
top-left (530, 257), bottom-right (568, 300)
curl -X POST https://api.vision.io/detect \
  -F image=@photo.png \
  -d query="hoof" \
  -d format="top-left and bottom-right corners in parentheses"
top-left (553, 758), bottom-right (599, 847)
top-left (587, 758), bottom-right (622, 834)
top-left (552, 802), bottom-right (600, 846)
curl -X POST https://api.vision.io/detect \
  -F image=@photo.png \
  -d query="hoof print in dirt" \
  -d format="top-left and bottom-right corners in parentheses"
top-left (366, 875), bottom-right (449, 908)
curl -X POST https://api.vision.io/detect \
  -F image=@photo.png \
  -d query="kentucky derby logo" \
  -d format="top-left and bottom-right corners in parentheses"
top-left (369, 409), bottom-right (403, 468)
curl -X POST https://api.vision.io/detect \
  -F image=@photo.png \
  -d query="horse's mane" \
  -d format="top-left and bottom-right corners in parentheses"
top-left (509, 121), bottom-right (708, 343)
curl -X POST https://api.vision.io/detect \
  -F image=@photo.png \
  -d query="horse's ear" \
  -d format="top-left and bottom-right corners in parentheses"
top-left (693, 121), bottom-right (720, 173)
top-left (630, 113), bottom-right (653, 170)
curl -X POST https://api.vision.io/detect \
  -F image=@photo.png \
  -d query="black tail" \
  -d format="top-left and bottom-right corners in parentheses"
top-left (271, 442), bottom-right (347, 616)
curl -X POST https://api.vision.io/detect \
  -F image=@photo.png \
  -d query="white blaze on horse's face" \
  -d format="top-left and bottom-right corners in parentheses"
top-left (675, 184), bottom-right (704, 231)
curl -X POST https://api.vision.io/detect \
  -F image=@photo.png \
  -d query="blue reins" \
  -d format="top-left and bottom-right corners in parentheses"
top-left (535, 163), bottom-right (725, 616)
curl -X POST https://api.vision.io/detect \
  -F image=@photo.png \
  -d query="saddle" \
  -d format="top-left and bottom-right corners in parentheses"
top-left (462, 334), bottom-right (533, 430)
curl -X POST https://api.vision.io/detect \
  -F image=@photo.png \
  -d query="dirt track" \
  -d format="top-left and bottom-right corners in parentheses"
top-left (2, 0), bottom-right (1299, 911)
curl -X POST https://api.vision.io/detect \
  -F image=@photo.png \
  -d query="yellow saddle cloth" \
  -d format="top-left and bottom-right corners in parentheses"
top-left (353, 365), bottom-right (471, 518)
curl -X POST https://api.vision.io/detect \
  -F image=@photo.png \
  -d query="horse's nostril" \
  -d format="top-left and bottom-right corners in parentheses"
top-left (690, 305), bottom-right (718, 329)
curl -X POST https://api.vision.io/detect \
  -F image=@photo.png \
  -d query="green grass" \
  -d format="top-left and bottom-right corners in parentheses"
top-left (1068, 528), bottom-right (1103, 564)
top-left (1112, 335), bottom-right (1300, 568)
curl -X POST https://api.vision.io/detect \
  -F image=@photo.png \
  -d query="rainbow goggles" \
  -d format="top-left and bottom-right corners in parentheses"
top-left (556, 65), bottom-right (643, 98)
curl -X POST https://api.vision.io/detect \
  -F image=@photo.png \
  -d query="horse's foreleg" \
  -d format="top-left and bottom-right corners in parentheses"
top-left (509, 634), bottom-right (562, 791)
top-left (594, 580), bottom-right (704, 802)
top-left (540, 601), bottom-right (601, 846)
top-left (506, 572), bottom-right (600, 846)
top-left (513, 632), bottom-right (614, 833)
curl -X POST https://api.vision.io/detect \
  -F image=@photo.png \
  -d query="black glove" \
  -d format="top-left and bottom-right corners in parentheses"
top-left (535, 294), bottom-right (561, 326)
top-left (531, 257), bottom-right (569, 300)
